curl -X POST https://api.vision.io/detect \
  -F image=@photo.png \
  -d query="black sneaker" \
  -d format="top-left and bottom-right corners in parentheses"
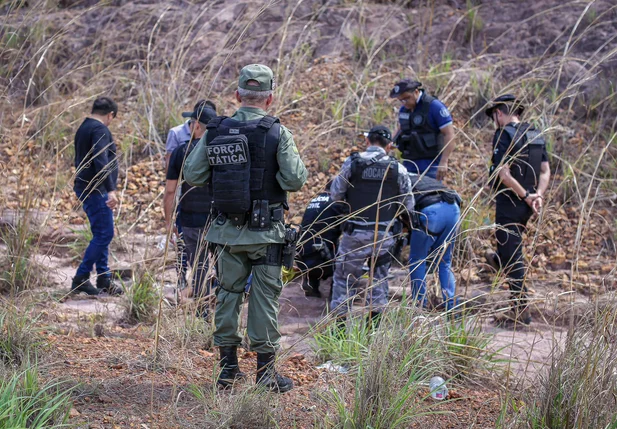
top-left (515, 306), bottom-right (532, 325)
top-left (71, 275), bottom-right (101, 296)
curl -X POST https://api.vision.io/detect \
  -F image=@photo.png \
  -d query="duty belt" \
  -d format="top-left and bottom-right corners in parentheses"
top-left (223, 205), bottom-right (285, 228)
top-left (416, 193), bottom-right (460, 212)
top-left (343, 222), bottom-right (389, 234)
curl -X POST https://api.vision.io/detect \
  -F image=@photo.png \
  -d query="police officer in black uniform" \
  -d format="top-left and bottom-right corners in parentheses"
top-left (485, 94), bottom-right (551, 325)
top-left (298, 181), bottom-right (348, 298)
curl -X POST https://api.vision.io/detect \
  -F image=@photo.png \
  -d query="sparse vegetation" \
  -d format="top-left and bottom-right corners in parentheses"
top-left (122, 270), bottom-right (159, 324)
top-left (502, 303), bottom-right (617, 428)
top-left (0, 305), bottom-right (43, 367)
top-left (189, 383), bottom-right (279, 428)
top-left (0, 367), bottom-right (73, 429)
top-left (0, 217), bottom-right (44, 295)
top-left (0, 0), bottom-right (615, 426)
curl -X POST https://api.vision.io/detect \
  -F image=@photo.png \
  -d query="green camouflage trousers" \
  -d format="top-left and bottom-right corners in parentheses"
top-left (213, 244), bottom-right (283, 354)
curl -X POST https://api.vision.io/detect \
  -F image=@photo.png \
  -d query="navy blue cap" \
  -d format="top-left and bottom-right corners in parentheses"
top-left (364, 125), bottom-right (392, 141)
top-left (485, 94), bottom-right (525, 117)
top-left (390, 79), bottom-right (422, 98)
top-left (182, 100), bottom-right (216, 124)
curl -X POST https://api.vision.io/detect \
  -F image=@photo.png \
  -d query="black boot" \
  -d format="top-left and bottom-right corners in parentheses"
top-left (514, 305), bottom-right (532, 325)
top-left (484, 250), bottom-right (501, 271)
top-left (256, 352), bottom-right (293, 393)
top-left (96, 275), bottom-right (123, 296)
top-left (367, 311), bottom-right (382, 328)
top-left (217, 346), bottom-right (245, 388)
top-left (334, 315), bottom-right (347, 334)
top-left (301, 276), bottom-right (321, 298)
top-left (71, 274), bottom-right (100, 296)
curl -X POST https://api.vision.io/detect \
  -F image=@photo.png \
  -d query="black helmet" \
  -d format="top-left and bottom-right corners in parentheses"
top-left (485, 94), bottom-right (525, 117)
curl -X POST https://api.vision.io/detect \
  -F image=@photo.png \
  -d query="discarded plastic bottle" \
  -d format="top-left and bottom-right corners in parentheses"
top-left (429, 376), bottom-right (448, 400)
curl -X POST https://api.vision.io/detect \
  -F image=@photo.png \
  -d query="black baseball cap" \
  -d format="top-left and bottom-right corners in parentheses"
top-left (182, 100), bottom-right (216, 124)
top-left (390, 79), bottom-right (422, 98)
top-left (364, 125), bottom-right (392, 141)
top-left (485, 94), bottom-right (525, 117)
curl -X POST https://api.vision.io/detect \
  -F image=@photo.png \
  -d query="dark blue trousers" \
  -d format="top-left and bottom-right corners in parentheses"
top-left (75, 192), bottom-right (114, 278)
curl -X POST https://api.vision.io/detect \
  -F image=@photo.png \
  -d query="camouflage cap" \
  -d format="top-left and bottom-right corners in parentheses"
top-left (238, 64), bottom-right (274, 91)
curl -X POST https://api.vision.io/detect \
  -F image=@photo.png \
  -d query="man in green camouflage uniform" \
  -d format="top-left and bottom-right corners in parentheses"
top-left (184, 64), bottom-right (307, 393)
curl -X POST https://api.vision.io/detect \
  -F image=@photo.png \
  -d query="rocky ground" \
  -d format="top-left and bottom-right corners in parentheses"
top-left (19, 233), bottom-right (571, 427)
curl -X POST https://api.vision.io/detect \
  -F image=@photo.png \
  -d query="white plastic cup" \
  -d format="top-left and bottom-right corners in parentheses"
top-left (429, 376), bottom-right (448, 401)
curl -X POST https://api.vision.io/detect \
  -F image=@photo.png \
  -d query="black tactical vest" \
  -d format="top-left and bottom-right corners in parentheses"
top-left (180, 141), bottom-right (212, 214)
top-left (300, 192), bottom-right (347, 255)
top-left (408, 173), bottom-right (461, 211)
top-left (346, 152), bottom-right (400, 222)
top-left (502, 123), bottom-right (546, 191)
top-left (205, 115), bottom-right (285, 214)
top-left (397, 92), bottom-right (444, 159)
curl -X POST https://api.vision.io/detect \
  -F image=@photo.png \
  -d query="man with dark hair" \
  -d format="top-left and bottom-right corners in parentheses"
top-left (164, 103), bottom-right (217, 316)
top-left (298, 181), bottom-right (348, 298)
top-left (408, 173), bottom-right (461, 311)
top-left (71, 97), bottom-right (121, 296)
top-left (330, 125), bottom-right (414, 321)
top-left (390, 80), bottom-right (456, 181)
top-left (165, 100), bottom-right (218, 294)
top-left (485, 94), bottom-right (551, 325)
top-left (184, 64), bottom-right (307, 393)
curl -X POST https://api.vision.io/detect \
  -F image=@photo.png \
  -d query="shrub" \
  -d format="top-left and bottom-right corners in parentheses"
top-left (0, 366), bottom-right (73, 428)
top-left (0, 220), bottom-right (40, 295)
top-left (122, 270), bottom-right (159, 324)
top-left (318, 308), bottom-right (448, 428)
top-left (0, 305), bottom-right (43, 367)
top-left (188, 383), bottom-right (278, 429)
top-left (504, 304), bottom-right (617, 428)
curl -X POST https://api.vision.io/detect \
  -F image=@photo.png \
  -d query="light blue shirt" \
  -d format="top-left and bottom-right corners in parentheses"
top-left (165, 121), bottom-right (192, 154)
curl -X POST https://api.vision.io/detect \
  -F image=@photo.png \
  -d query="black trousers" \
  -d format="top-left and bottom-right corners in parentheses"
top-left (495, 199), bottom-right (532, 308)
top-left (301, 254), bottom-right (334, 283)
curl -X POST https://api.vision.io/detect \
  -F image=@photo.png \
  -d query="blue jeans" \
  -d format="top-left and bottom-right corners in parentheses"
top-left (403, 157), bottom-right (440, 179)
top-left (409, 201), bottom-right (460, 311)
top-left (76, 192), bottom-right (114, 278)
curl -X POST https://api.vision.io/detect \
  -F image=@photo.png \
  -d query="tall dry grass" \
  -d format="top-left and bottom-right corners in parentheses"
top-left (0, 0), bottom-right (615, 426)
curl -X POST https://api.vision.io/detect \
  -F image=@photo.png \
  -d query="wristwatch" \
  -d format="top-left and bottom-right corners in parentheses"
top-left (523, 191), bottom-right (530, 199)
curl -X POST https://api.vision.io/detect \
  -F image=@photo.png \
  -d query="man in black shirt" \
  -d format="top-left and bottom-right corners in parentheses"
top-left (164, 103), bottom-right (217, 315)
top-left (485, 95), bottom-right (550, 325)
top-left (298, 182), bottom-right (348, 298)
top-left (165, 100), bottom-right (218, 292)
top-left (72, 97), bottom-right (121, 296)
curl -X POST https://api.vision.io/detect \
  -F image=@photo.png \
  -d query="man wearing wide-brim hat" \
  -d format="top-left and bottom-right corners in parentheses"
top-left (484, 94), bottom-right (551, 326)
